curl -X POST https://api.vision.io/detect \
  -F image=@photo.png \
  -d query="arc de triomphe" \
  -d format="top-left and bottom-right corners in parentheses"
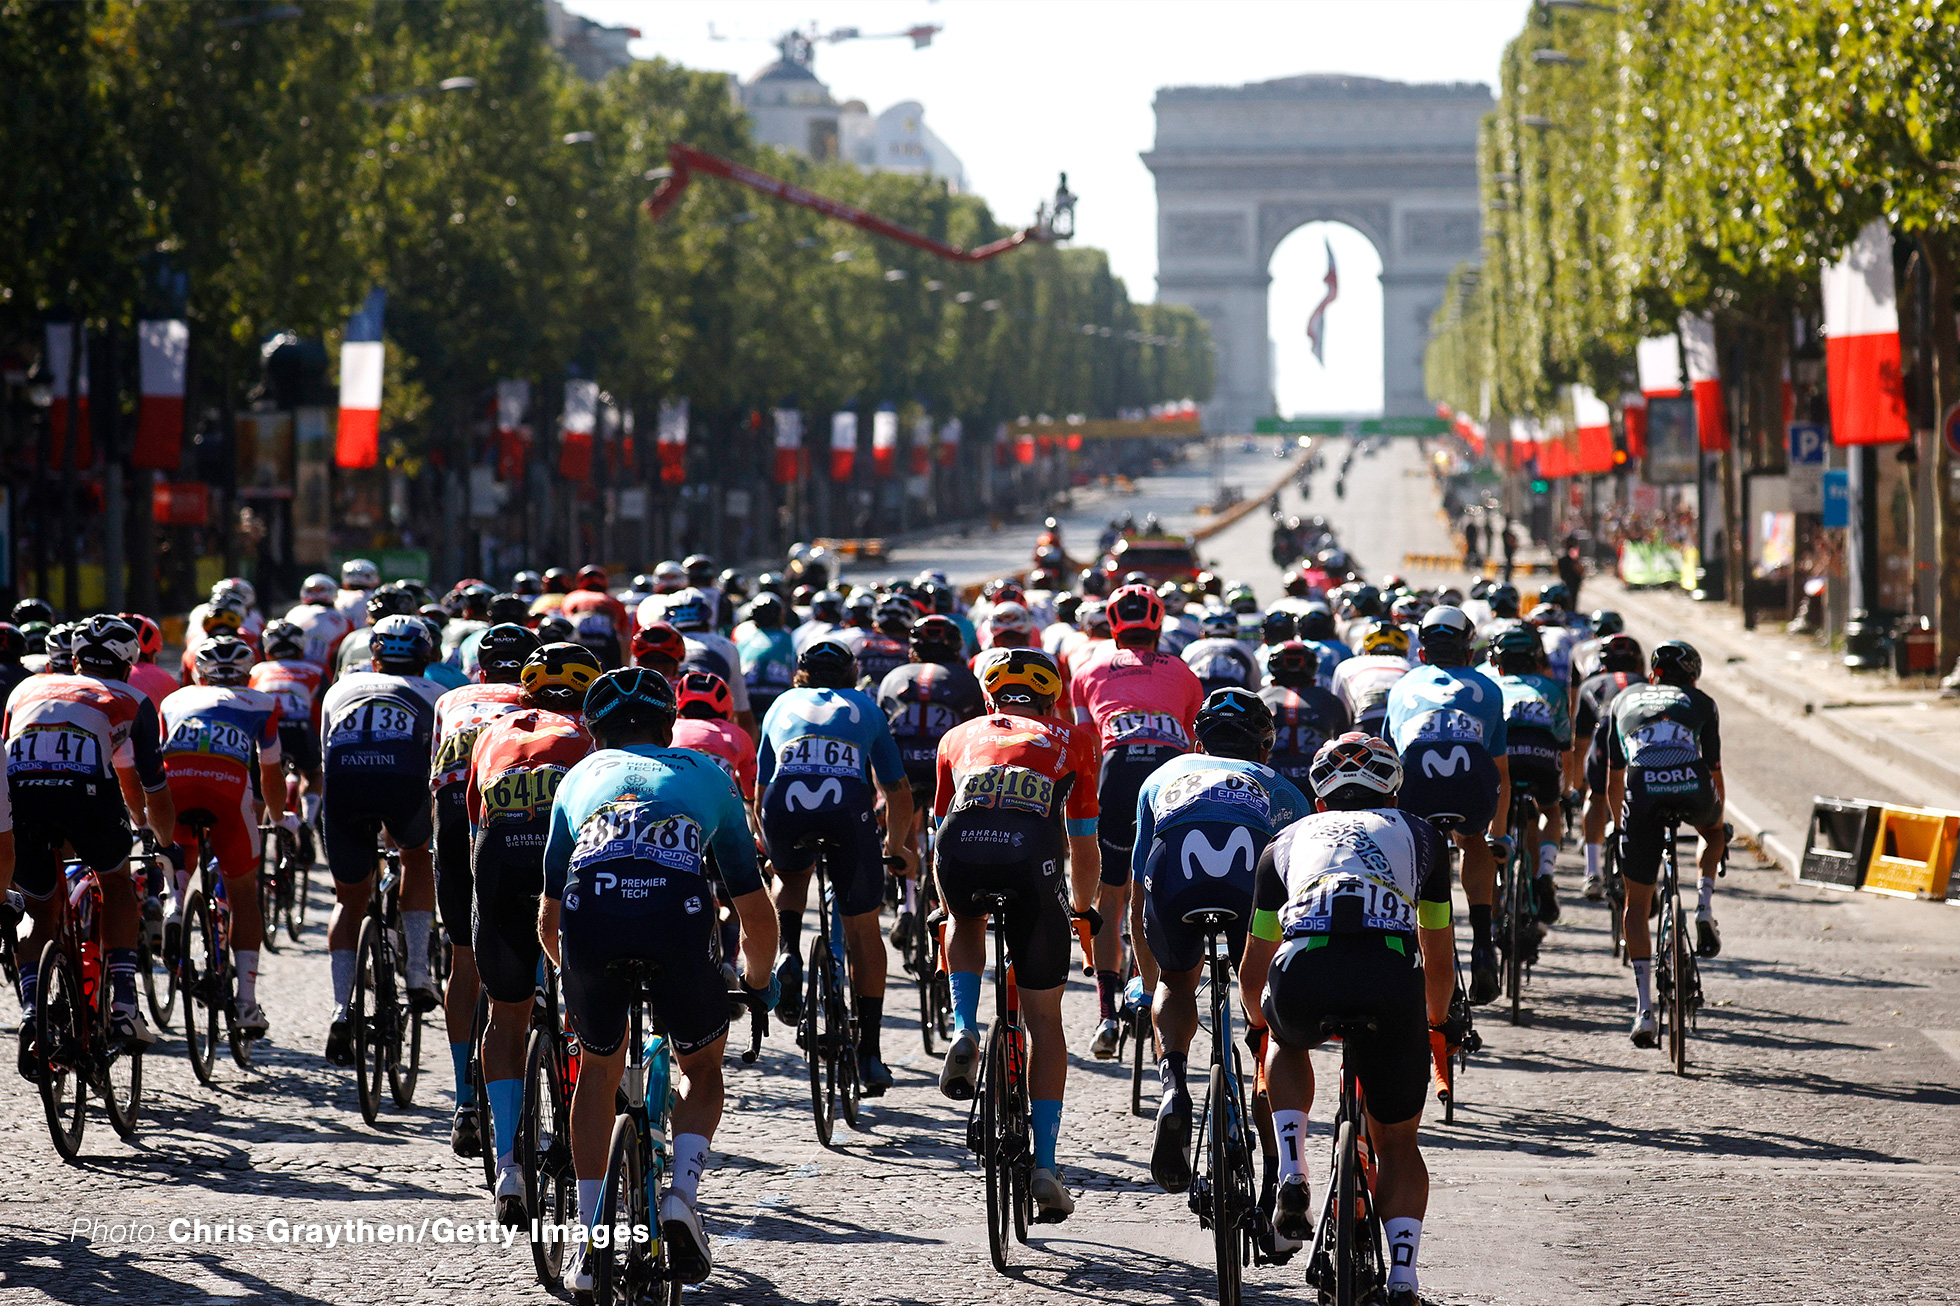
top-left (1144, 74), bottom-right (1491, 432)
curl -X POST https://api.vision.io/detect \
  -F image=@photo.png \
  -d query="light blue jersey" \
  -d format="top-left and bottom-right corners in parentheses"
top-left (1497, 671), bottom-right (1572, 745)
top-left (756, 686), bottom-right (905, 790)
top-left (1132, 752), bottom-right (1311, 884)
top-left (544, 744), bottom-right (761, 901)
top-left (1386, 663), bottom-right (1508, 755)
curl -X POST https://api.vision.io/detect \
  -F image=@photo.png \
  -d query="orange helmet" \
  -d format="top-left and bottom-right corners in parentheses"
top-left (675, 670), bottom-right (734, 720)
top-left (1107, 584), bottom-right (1163, 641)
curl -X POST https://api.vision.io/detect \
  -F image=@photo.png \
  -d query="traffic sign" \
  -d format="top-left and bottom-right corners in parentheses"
top-left (1788, 422), bottom-right (1826, 512)
top-left (1822, 468), bottom-right (1850, 528)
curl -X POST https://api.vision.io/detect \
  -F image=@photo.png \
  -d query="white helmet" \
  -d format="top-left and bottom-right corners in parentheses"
top-left (652, 561), bottom-right (686, 594)
top-left (213, 576), bottom-right (256, 611)
top-left (341, 558), bottom-right (381, 590)
top-left (300, 573), bottom-right (338, 605)
top-left (987, 602), bottom-right (1033, 636)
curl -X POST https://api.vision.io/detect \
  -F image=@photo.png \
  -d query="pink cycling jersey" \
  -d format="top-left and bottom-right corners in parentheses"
top-left (1069, 642), bottom-right (1204, 753)
top-left (670, 717), bottom-right (759, 800)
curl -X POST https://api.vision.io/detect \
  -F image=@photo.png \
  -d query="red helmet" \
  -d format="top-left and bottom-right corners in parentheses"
top-left (577, 564), bottom-right (609, 591)
top-left (120, 612), bottom-right (163, 659)
top-left (631, 621), bottom-right (687, 667)
top-left (675, 670), bottom-right (734, 720)
top-left (1107, 584), bottom-right (1164, 640)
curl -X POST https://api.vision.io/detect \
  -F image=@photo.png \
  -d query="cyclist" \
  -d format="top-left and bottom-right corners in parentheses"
top-left (179, 591), bottom-right (250, 683)
top-left (1069, 583), bottom-right (1203, 1058)
top-left (1488, 624), bottom-right (1572, 926)
top-left (756, 640), bottom-right (915, 1093)
top-left (1134, 688), bottom-right (1309, 1200)
top-left (931, 647), bottom-right (1101, 1222)
top-left (1569, 609), bottom-right (1625, 689)
top-left (1182, 610), bottom-right (1259, 695)
top-left (438, 582), bottom-right (495, 668)
top-left (1606, 640), bottom-right (1726, 1048)
top-left (631, 621), bottom-right (686, 679)
top-left (319, 614), bottom-right (447, 1065)
top-left (337, 558), bottom-right (382, 627)
top-left (1062, 598), bottom-right (1112, 676)
top-left (428, 622), bottom-right (537, 1155)
top-left (736, 593), bottom-right (797, 721)
top-left (665, 589), bottom-right (757, 738)
top-left (561, 565), bottom-right (629, 639)
top-left (159, 635), bottom-right (288, 1039)
top-left (790, 589), bottom-right (849, 655)
top-left (1259, 640), bottom-right (1352, 791)
top-left (1528, 602), bottom-right (1579, 688)
top-left (287, 573), bottom-right (356, 670)
top-left (6, 615), bottom-right (175, 1060)
top-left (979, 600), bottom-right (1036, 653)
top-left (854, 598), bottom-right (914, 690)
top-left (1241, 733), bottom-right (1455, 1306)
top-left (1332, 621), bottom-right (1413, 739)
top-left (1574, 633), bottom-right (1644, 899)
top-left (188, 577), bottom-right (264, 650)
top-left (669, 671), bottom-right (758, 807)
top-left (541, 666), bottom-right (776, 1289)
top-left (1384, 605), bottom-right (1508, 1005)
top-left (249, 620), bottom-right (326, 830)
top-left (337, 584), bottom-right (418, 679)
top-left (119, 613), bottom-right (178, 709)
top-left (468, 641), bottom-right (598, 1226)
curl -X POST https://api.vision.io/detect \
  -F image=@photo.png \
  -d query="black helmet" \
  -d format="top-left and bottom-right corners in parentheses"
top-left (73, 614), bottom-right (141, 678)
top-left (455, 582), bottom-right (496, 621)
top-left (718, 568), bottom-right (748, 600)
top-left (1347, 584), bottom-right (1383, 619)
top-left (911, 614), bottom-right (965, 662)
top-left (1539, 581), bottom-right (1572, 611)
top-left (1079, 567), bottom-right (1109, 597)
top-left (476, 622), bottom-right (542, 683)
top-left (1598, 633), bottom-right (1644, 674)
top-left (1195, 686), bottom-right (1276, 761)
top-left (11, 598), bottom-right (53, 627)
top-left (1491, 625), bottom-right (1545, 674)
top-left (1649, 640), bottom-right (1702, 684)
top-left (583, 665), bottom-right (678, 736)
top-left (261, 619), bottom-right (307, 663)
top-left (1418, 605), bottom-right (1475, 666)
top-left (810, 589), bottom-right (844, 624)
top-left (1261, 610), bottom-right (1297, 645)
top-left (756, 571), bottom-right (789, 599)
top-left (367, 582), bottom-right (417, 623)
top-left (1589, 609), bottom-right (1624, 637)
top-left (919, 580), bottom-right (956, 615)
top-left (683, 554), bottom-right (716, 586)
top-left (797, 639), bottom-right (858, 689)
top-left (511, 570), bottom-right (544, 597)
top-left (1297, 602), bottom-right (1335, 641)
top-left (1269, 640), bottom-right (1317, 687)
top-left (488, 592), bottom-right (531, 624)
top-left (534, 613), bottom-right (575, 643)
top-left (1487, 583), bottom-right (1520, 619)
top-left (875, 598), bottom-right (916, 638)
top-left (747, 593), bottom-right (787, 629)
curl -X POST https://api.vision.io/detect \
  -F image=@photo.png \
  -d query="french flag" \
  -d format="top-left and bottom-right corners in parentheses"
top-left (495, 379), bottom-right (530, 481)
top-left (938, 418), bottom-right (961, 468)
top-left (1678, 313), bottom-right (1730, 452)
top-left (772, 408), bottom-right (802, 484)
top-left (909, 415), bottom-right (932, 476)
top-left (134, 319), bottom-right (188, 471)
top-left (335, 288), bottom-right (386, 469)
top-left (872, 405), bottom-right (899, 477)
top-left (1822, 218), bottom-right (1911, 446)
top-left (1571, 383), bottom-right (1614, 474)
top-left (656, 397), bottom-right (688, 485)
top-left (830, 410), bottom-right (858, 481)
top-left (559, 377), bottom-right (599, 481)
top-left (44, 320), bottom-right (91, 468)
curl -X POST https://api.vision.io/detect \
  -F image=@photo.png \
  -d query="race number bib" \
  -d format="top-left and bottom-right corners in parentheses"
top-left (1153, 767), bottom-right (1270, 824)
top-left (776, 735), bottom-right (861, 779)
top-left (8, 723), bottom-right (103, 775)
top-left (164, 717), bottom-right (255, 766)
top-left (1104, 711), bottom-right (1190, 749)
top-left (1407, 708), bottom-right (1485, 745)
top-left (571, 805), bottom-right (705, 879)
top-left (952, 764), bottom-right (1055, 818)
top-left (329, 699), bottom-right (419, 746)
top-left (1507, 697), bottom-right (1554, 729)
top-left (1290, 874), bottom-right (1416, 934)
top-left (480, 764), bottom-right (568, 824)
top-left (1625, 719), bottom-right (1700, 767)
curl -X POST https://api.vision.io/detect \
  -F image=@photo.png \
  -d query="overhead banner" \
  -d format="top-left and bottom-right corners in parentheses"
top-left (1821, 217), bottom-right (1910, 446)
top-left (1636, 334), bottom-right (1683, 398)
top-left (334, 287), bottom-right (385, 469)
top-left (134, 318), bottom-right (188, 471)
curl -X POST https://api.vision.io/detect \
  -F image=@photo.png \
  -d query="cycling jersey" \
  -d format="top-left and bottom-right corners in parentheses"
top-left (562, 587), bottom-right (629, 639)
top-left (159, 684), bottom-right (283, 878)
top-left (1256, 809), bottom-right (1449, 941)
top-left (877, 660), bottom-right (986, 794)
top-left (1259, 684), bottom-right (1352, 787)
top-left (1181, 637), bottom-right (1258, 695)
top-left (1302, 638), bottom-right (1351, 691)
top-left (249, 656), bottom-right (326, 738)
top-left (853, 632), bottom-right (909, 692)
top-left (1070, 645), bottom-right (1204, 753)
top-left (1497, 671), bottom-right (1572, 746)
top-left (790, 619), bottom-right (850, 656)
top-left (1062, 633), bottom-right (1110, 678)
top-left (429, 682), bottom-right (525, 792)
top-left (738, 626), bottom-right (797, 720)
top-left (333, 587), bottom-right (372, 628)
top-left (334, 633), bottom-right (377, 680)
top-left (679, 633), bottom-right (751, 715)
top-left (440, 619), bottom-right (488, 669)
top-left (757, 686), bottom-right (906, 916)
top-left (1539, 624), bottom-right (1579, 687)
top-left (320, 671), bottom-right (444, 883)
top-left (1575, 669), bottom-right (1638, 791)
top-left (932, 711), bottom-right (1100, 834)
top-left (969, 645), bottom-right (1074, 719)
top-left (1133, 754), bottom-right (1310, 871)
top-left (1331, 654), bottom-right (1411, 731)
top-left (670, 718), bottom-right (758, 800)
top-left (284, 601), bottom-right (354, 669)
top-left (1385, 663), bottom-right (1508, 756)
top-left (422, 660), bottom-right (470, 691)
top-left (1610, 683), bottom-right (1723, 883)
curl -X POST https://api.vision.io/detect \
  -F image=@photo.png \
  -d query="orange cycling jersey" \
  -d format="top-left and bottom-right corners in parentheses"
top-left (934, 711), bottom-right (1100, 835)
top-left (671, 718), bottom-right (759, 800)
top-left (465, 707), bottom-right (593, 831)
top-left (249, 658), bottom-right (326, 732)
top-left (1069, 643), bottom-right (1204, 753)
top-left (430, 683), bottom-right (525, 792)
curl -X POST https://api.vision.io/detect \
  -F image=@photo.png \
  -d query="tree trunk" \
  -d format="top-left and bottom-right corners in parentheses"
top-left (1922, 232), bottom-right (1960, 677)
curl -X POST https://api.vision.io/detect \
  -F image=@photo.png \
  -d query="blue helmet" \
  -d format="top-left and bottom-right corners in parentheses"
top-left (369, 613), bottom-right (434, 669)
top-left (664, 589), bottom-right (713, 632)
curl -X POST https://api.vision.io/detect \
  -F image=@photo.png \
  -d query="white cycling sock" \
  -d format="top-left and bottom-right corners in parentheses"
top-left (1538, 843), bottom-right (1558, 878)
top-left (1584, 843), bottom-right (1601, 880)
top-left (330, 949), bottom-right (356, 1009)
top-left (670, 1133), bottom-right (710, 1204)
top-left (172, 867), bottom-right (191, 913)
top-left (235, 950), bottom-right (259, 1006)
top-left (1385, 1216), bottom-right (1422, 1289)
top-left (578, 1178), bottom-right (603, 1231)
top-left (1697, 876), bottom-right (1714, 917)
top-left (302, 793), bottom-right (321, 826)
top-left (902, 880), bottom-right (918, 914)
top-left (404, 910), bottom-right (433, 987)
top-left (1272, 1110), bottom-right (1309, 1182)
top-left (1632, 958), bottom-right (1652, 1012)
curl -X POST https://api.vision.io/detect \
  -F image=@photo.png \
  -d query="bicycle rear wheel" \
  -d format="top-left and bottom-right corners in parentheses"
top-left (35, 943), bottom-right (88, 1163)
top-left (101, 1025), bottom-right (144, 1139)
top-left (594, 1114), bottom-right (658, 1306)
top-left (803, 938), bottom-right (836, 1148)
top-left (182, 892), bottom-right (220, 1086)
top-left (1130, 1001), bottom-right (1149, 1118)
top-left (1667, 903), bottom-right (1690, 1075)
top-left (1209, 1064), bottom-right (1245, 1306)
top-left (138, 930), bottom-right (176, 1033)
top-left (1332, 1119), bottom-right (1359, 1306)
top-left (981, 1024), bottom-right (1013, 1274)
top-left (351, 915), bottom-right (386, 1125)
top-left (1503, 851), bottom-right (1526, 1024)
top-left (289, 841), bottom-right (312, 941)
top-left (470, 992), bottom-right (495, 1191)
top-left (523, 1027), bottom-right (575, 1289)
top-left (258, 862), bottom-right (281, 955)
top-left (1605, 838), bottom-right (1626, 964)
top-left (389, 933), bottom-right (425, 1109)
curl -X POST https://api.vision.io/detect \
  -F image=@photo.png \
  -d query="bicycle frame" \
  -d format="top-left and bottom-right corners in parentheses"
top-left (36, 856), bottom-right (144, 1159)
top-left (967, 895), bottom-right (1033, 1275)
top-left (1186, 911), bottom-right (1264, 1303)
top-left (1654, 820), bottom-right (1701, 1075)
top-left (1304, 1032), bottom-right (1387, 1306)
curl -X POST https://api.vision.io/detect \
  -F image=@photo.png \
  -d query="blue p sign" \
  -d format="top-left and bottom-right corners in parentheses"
top-left (1788, 423), bottom-right (1827, 467)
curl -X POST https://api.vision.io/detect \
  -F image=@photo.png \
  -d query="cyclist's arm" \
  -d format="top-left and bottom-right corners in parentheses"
top-left (868, 718), bottom-right (917, 869)
top-left (259, 705), bottom-right (286, 820)
top-left (1414, 822), bottom-right (1454, 1025)
top-left (537, 796), bottom-right (575, 969)
top-left (1066, 832), bottom-right (1100, 914)
top-left (1241, 843), bottom-right (1288, 1030)
top-left (1489, 754), bottom-right (1510, 840)
top-left (1704, 700), bottom-right (1724, 802)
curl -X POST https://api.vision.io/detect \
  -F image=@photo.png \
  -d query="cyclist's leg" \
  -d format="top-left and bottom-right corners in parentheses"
top-left (1258, 941), bottom-right (1325, 1199)
top-left (558, 896), bottom-right (634, 1240)
top-left (475, 839), bottom-right (543, 1171)
top-left (1617, 785), bottom-right (1665, 1032)
top-left (433, 786), bottom-right (480, 1115)
top-left (830, 803), bottom-right (893, 1080)
top-left (1582, 730), bottom-right (1611, 894)
top-left (8, 796), bottom-right (65, 1049)
top-left (757, 781), bottom-right (821, 1011)
top-left (1092, 747), bottom-right (1153, 1014)
top-left (380, 791), bottom-right (437, 1001)
top-left (1138, 835), bottom-right (1210, 1109)
top-left (1007, 840), bottom-right (1074, 1212)
top-left (1350, 954), bottom-right (1432, 1296)
top-left (321, 780), bottom-right (381, 1022)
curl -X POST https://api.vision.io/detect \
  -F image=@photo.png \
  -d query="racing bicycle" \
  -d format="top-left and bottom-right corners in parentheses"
top-left (520, 959), bottom-right (578, 1289)
top-left (348, 843), bottom-right (428, 1123)
top-left (31, 857), bottom-right (145, 1162)
top-left (1654, 817), bottom-right (1704, 1075)
top-left (1494, 794), bottom-right (1542, 1025)
top-left (177, 812), bottom-right (255, 1080)
top-left (790, 833), bottom-right (868, 1147)
top-left (966, 890), bottom-right (1036, 1274)
top-left (1302, 1019), bottom-right (1387, 1306)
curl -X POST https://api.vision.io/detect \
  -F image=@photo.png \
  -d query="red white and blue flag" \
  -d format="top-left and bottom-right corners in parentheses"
top-left (830, 410), bottom-right (858, 481)
top-left (1306, 240), bottom-right (1338, 364)
top-left (135, 318), bottom-right (188, 471)
top-left (45, 320), bottom-right (91, 468)
top-left (335, 288), bottom-right (386, 469)
top-left (872, 405), bottom-right (899, 477)
top-left (1822, 218), bottom-right (1910, 446)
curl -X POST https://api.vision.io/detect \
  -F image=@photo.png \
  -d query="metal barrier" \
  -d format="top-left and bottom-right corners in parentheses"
top-left (1798, 798), bottom-right (1880, 890)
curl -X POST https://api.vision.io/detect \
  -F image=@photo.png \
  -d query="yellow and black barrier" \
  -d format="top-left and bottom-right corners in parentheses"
top-left (1797, 798), bottom-right (1881, 891)
top-left (1861, 804), bottom-right (1959, 900)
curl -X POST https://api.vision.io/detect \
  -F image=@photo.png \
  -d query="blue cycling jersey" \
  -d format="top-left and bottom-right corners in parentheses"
top-left (739, 627), bottom-right (797, 711)
top-left (755, 686), bottom-right (905, 790)
top-left (543, 743), bottom-right (761, 901)
top-left (1385, 663), bottom-right (1508, 755)
top-left (1132, 753), bottom-right (1311, 883)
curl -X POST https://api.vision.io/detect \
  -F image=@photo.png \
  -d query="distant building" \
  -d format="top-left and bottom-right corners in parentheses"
top-left (546, 1), bottom-right (637, 83)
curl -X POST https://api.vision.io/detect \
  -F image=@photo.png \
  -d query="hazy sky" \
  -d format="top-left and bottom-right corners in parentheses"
top-left (564, 0), bottom-right (1530, 413)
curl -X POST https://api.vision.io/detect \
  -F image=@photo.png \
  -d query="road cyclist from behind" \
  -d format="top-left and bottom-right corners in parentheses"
top-left (159, 634), bottom-right (291, 1041)
top-left (319, 614), bottom-right (448, 1067)
top-left (1487, 624), bottom-right (1573, 927)
top-left (1240, 732), bottom-right (1457, 1306)
top-left (1572, 633), bottom-right (1646, 900)
top-left (1068, 583), bottom-right (1204, 1058)
top-left (5, 614), bottom-right (176, 1064)
top-left (1605, 640), bottom-right (1727, 1048)
top-left (539, 667), bottom-right (777, 1291)
top-left (755, 639), bottom-right (917, 1094)
top-left (930, 646), bottom-right (1103, 1221)
top-left (427, 622), bottom-right (539, 1156)
top-left (286, 572), bottom-right (356, 671)
top-left (250, 620), bottom-right (327, 832)
top-left (467, 641), bottom-right (600, 1227)
top-left (1330, 620), bottom-right (1412, 740)
top-left (1258, 640), bottom-right (1353, 793)
top-left (1383, 605), bottom-right (1510, 1006)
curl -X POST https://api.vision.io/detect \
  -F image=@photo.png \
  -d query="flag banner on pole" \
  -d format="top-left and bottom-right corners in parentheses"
top-left (134, 318), bottom-right (188, 471)
top-left (335, 287), bottom-right (386, 469)
top-left (1678, 313), bottom-right (1730, 452)
top-left (1571, 384), bottom-right (1614, 474)
top-left (872, 405), bottom-right (899, 477)
top-left (1306, 239), bottom-right (1338, 364)
top-left (993, 421), bottom-right (1009, 468)
top-left (939, 418), bottom-right (962, 468)
top-left (772, 408), bottom-right (803, 484)
top-left (1537, 412), bottom-right (1576, 479)
top-left (1822, 217), bottom-right (1910, 446)
top-left (909, 414), bottom-right (932, 476)
top-left (616, 405), bottom-right (637, 474)
top-left (495, 379), bottom-right (530, 480)
top-left (657, 397), bottom-right (688, 485)
top-left (1015, 433), bottom-right (1037, 465)
top-left (559, 377), bottom-right (599, 480)
top-left (1635, 334), bottom-right (1683, 399)
top-left (45, 320), bottom-right (92, 468)
top-left (830, 410), bottom-right (858, 480)
top-left (1621, 391), bottom-right (1648, 459)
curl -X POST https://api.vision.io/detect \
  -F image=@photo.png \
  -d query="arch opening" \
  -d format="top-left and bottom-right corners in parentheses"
top-left (1267, 221), bottom-right (1384, 419)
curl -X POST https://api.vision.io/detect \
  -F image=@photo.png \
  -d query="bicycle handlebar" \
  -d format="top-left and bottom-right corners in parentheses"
top-left (1070, 907), bottom-right (1101, 975)
top-left (735, 985), bottom-right (769, 1064)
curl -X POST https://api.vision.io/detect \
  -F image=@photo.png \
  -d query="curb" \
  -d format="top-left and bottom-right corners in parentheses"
top-left (1721, 795), bottom-right (1801, 875)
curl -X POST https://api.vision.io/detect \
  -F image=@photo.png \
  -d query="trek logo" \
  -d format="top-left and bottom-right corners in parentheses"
top-left (778, 694), bottom-right (860, 726)
top-left (1420, 746), bottom-right (1470, 778)
top-left (785, 778), bottom-right (843, 810)
top-left (1180, 825), bottom-right (1256, 881)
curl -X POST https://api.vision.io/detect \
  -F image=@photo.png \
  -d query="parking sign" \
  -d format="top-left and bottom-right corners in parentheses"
top-left (1788, 422), bottom-right (1826, 512)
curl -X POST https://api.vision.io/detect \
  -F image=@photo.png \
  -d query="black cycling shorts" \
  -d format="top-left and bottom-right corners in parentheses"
top-left (322, 769), bottom-right (433, 885)
top-left (1584, 722), bottom-right (1610, 796)
top-left (1618, 761), bottom-right (1721, 886)
top-left (560, 872), bottom-right (725, 1057)
top-left (759, 777), bottom-right (885, 916)
top-left (277, 719), bottom-right (321, 775)
top-left (472, 830), bottom-right (547, 1005)
top-left (9, 773), bottom-right (135, 899)
top-left (432, 784), bottom-right (472, 943)
top-left (1397, 740), bottom-right (1499, 834)
top-left (1097, 743), bottom-right (1184, 885)
top-left (934, 809), bottom-right (1071, 991)
top-left (1506, 725), bottom-right (1565, 803)
top-left (1262, 932), bottom-right (1430, 1126)
top-left (1141, 820), bottom-right (1261, 974)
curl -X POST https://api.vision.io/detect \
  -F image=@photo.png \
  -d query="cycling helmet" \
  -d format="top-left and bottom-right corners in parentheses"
top-left (1053, 594), bottom-right (1081, 626)
top-left (631, 621), bottom-right (686, 668)
top-left (576, 564), bottom-right (609, 592)
top-left (1156, 581), bottom-right (1186, 613)
top-left (1346, 584), bottom-right (1383, 619)
top-left (1418, 605), bottom-right (1475, 666)
top-left (73, 614), bottom-right (142, 678)
top-left (1195, 686), bottom-right (1276, 760)
top-left (1590, 609), bottom-right (1624, 637)
top-left (664, 589), bottom-right (713, 633)
top-left (747, 593), bottom-right (788, 629)
top-left (1389, 595), bottom-right (1425, 624)
top-left (1468, 578), bottom-right (1493, 601)
top-left (718, 569), bottom-right (749, 601)
top-left (1308, 732), bottom-right (1403, 805)
top-left (520, 641), bottom-right (603, 709)
top-left (911, 614), bottom-right (965, 662)
top-left (1079, 600), bottom-right (1111, 637)
top-left (1491, 624), bottom-right (1545, 673)
top-left (1027, 567), bottom-right (1061, 593)
top-left (583, 664), bottom-right (679, 736)
top-left (675, 670), bottom-right (735, 720)
top-left (1360, 621), bottom-right (1411, 658)
top-left (1261, 611), bottom-right (1297, 645)
top-left (1079, 568), bottom-right (1110, 598)
top-left (1123, 570), bottom-right (1152, 588)
top-left (340, 558), bottom-right (380, 590)
top-left (1195, 571), bottom-right (1222, 597)
top-left (1282, 570), bottom-right (1311, 598)
top-left (982, 578), bottom-right (1026, 606)
top-left (369, 613), bottom-right (435, 670)
top-left (1224, 583), bottom-right (1258, 615)
top-left (261, 620), bottom-right (307, 663)
top-left (875, 598), bottom-right (916, 638)
top-left (652, 561), bottom-right (686, 593)
top-left (44, 622), bottom-right (77, 673)
top-left (978, 647), bottom-right (1064, 711)
top-left (987, 602), bottom-right (1033, 638)
top-left (1269, 640), bottom-right (1317, 687)
top-left (1649, 639), bottom-right (1702, 684)
top-left (542, 567), bottom-right (573, 593)
top-left (456, 583), bottom-right (495, 621)
top-left (300, 573), bottom-right (338, 605)
top-left (756, 571), bottom-right (789, 599)
top-left (534, 613), bottom-right (575, 644)
top-left (1487, 583), bottom-right (1520, 618)
top-left (11, 598), bottom-right (53, 627)
top-left (920, 580), bottom-right (956, 615)
top-left (192, 634), bottom-right (256, 687)
top-left (121, 613), bottom-right (163, 659)
top-left (366, 583), bottom-right (416, 624)
top-left (488, 592), bottom-right (531, 624)
top-left (1200, 610), bottom-right (1237, 639)
top-left (1108, 584), bottom-right (1164, 643)
top-left (809, 589), bottom-right (845, 624)
top-left (1539, 581), bottom-right (1573, 611)
top-left (1598, 633), bottom-right (1645, 674)
top-left (1298, 603), bottom-right (1336, 642)
top-left (683, 554), bottom-right (716, 587)
top-left (845, 591), bottom-right (877, 627)
top-left (796, 639), bottom-right (858, 689)
top-left (1526, 602), bottom-right (1563, 628)
top-left (0, 623), bottom-right (20, 661)
top-left (511, 570), bottom-right (544, 598)
top-left (476, 622), bottom-right (542, 683)
top-left (20, 621), bottom-right (50, 656)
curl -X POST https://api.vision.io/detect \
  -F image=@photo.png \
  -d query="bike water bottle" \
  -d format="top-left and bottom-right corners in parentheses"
top-left (1124, 974), bottom-right (1146, 1013)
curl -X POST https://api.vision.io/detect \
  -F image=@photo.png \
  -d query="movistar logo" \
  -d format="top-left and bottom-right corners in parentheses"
top-left (786, 778), bottom-right (843, 810)
top-left (1180, 825), bottom-right (1255, 881)
top-left (1420, 745), bottom-right (1470, 778)
top-left (780, 693), bottom-right (860, 726)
